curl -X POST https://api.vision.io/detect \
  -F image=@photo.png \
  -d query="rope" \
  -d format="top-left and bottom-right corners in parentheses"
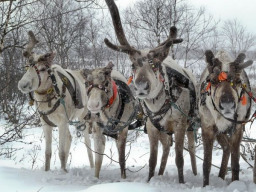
top-left (101, 102), bottom-right (139, 135)
top-left (59, 97), bottom-right (83, 131)
top-left (170, 101), bottom-right (200, 143)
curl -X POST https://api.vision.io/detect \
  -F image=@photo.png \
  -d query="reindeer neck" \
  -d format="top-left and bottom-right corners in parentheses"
top-left (100, 93), bottom-right (121, 123)
top-left (34, 78), bottom-right (54, 100)
top-left (144, 86), bottom-right (167, 113)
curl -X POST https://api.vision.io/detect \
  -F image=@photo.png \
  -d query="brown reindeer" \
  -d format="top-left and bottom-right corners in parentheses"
top-left (82, 62), bottom-right (136, 179)
top-left (18, 31), bottom-right (94, 171)
top-left (254, 146), bottom-right (256, 183)
top-left (199, 50), bottom-right (253, 186)
top-left (104, 0), bottom-right (197, 183)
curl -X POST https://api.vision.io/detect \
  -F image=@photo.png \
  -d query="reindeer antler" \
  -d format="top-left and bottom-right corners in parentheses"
top-left (150, 26), bottom-right (183, 56)
top-left (205, 50), bottom-right (222, 77)
top-left (23, 31), bottom-right (39, 58)
top-left (230, 53), bottom-right (253, 75)
top-left (104, 0), bottom-right (140, 55)
top-left (157, 26), bottom-right (183, 48)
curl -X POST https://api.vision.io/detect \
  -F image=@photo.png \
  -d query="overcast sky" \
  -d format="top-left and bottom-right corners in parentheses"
top-left (115, 0), bottom-right (256, 34)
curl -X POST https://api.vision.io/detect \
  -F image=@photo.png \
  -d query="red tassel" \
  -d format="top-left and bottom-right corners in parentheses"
top-left (127, 76), bottom-right (133, 85)
top-left (218, 72), bottom-right (227, 81)
top-left (241, 94), bottom-right (247, 105)
top-left (205, 82), bottom-right (211, 91)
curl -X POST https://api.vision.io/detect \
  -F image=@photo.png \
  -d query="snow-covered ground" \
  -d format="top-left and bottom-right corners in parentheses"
top-left (0, 120), bottom-right (256, 192)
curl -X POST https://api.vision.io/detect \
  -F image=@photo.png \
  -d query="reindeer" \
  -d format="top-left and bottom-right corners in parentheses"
top-left (104, 0), bottom-right (197, 183)
top-left (199, 50), bottom-right (253, 186)
top-left (82, 62), bottom-right (137, 179)
top-left (254, 146), bottom-right (256, 183)
top-left (18, 31), bottom-right (94, 172)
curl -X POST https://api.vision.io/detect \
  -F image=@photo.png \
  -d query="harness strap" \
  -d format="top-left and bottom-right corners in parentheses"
top-left (41, 114), bottom-right (57, 127)
top-left (38, 99), bottom-right (61, 116)
top-left (33, 65), bottom-right (42, 87)
top-left (57, 71), bottom-right (84, 109)
top-left (48, 69), bottom-right (60, 96)
top-left (141, 99), bottom-right (173, 135)
top-left (98, 79), bottom-right (137, 137)
top-left (105, 80), bottom-right (118, 108)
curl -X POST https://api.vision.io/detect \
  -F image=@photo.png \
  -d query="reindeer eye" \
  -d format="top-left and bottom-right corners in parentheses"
top-left (40, 68), bottom-right (47, 72)
top-left (98, 85), bottom-right (103, 89)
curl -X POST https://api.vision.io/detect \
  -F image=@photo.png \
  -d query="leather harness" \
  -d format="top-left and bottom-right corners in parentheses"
top-left (98, 79), bottom-right (135, 139)
top-left (38, 70), bottom-right (83, 127)
top-left (141, 66), bottom-right (197, 135)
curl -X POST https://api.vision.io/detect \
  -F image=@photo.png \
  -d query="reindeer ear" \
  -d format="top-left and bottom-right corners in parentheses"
top-left (82, 68), bottom-right (92, 79)
top-left (104, 62), bottom-right (114, 76)
top-left (106, 61), bottom-right (114, 70)
top-left (38, 52), bottom-right (56, 65)
top-left (205, 50), bottom-right (214, 66)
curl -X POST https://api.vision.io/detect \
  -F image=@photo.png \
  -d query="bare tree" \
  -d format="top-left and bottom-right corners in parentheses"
top-left (123, 0), bottom-right (218, 67)
top-left (221, 19), bottom-right (256, 57)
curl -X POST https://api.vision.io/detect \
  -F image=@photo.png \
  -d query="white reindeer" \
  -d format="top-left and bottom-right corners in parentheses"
top-left (104, 0), bottom-right (197, 183)
top-left (18, 31), bottom-right (93, 171)
top-left (82, 62), bottom-right (137, 179)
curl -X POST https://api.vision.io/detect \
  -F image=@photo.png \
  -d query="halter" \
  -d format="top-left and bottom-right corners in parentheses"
top-left (201, 71), bottom-right (251, 126)
top-left (25, 58), bottom-right (50, 88)
top-left (130, 58), bottom-right (179, 135)
top-left (86, 80), bottom-right (118, 108)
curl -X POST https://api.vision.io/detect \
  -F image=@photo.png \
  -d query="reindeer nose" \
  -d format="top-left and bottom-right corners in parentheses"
top-left (219, 95), bottom-right (236, 110)
top-left (134, 80), bottom-right (150, 91)
top-left (88, 101), bottom-right (100, 109)
top-left (22, 82), bottom-right (30, 89)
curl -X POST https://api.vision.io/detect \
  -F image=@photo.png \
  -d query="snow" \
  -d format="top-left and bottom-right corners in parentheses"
top-left (0, 121), bottom-right (256, 192)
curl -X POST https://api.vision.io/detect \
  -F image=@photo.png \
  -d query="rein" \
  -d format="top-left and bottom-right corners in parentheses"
top-left (202, 72), bottom-right (256, 125)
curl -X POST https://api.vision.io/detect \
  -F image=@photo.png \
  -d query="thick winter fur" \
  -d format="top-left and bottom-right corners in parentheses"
top-left (83, 64), bottom-right (136, 179)
top-left (18, 33), bottom-right (93, 171)
top-left (199, 50), bottom-right (253, 186)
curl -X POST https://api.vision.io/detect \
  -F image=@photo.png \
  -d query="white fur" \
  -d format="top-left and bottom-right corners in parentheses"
top-left (18, 63), bottom-right (94, 171)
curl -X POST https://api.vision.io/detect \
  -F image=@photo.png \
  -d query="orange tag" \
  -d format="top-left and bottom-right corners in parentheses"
top-left (218, 72), bottom-right (227, 81)
top-left (127, 76), bottom-right (133, 85)
top-left (241, 94), bottom-right (247, 105)
top-left (205, 82), bottom-right (211, 91)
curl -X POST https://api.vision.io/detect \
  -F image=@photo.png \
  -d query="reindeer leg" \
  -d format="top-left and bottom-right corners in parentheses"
top-left (216, 134), bottom-right (230, 180)
top-left (158, 133), bottom-right (171, 175)
top-left (84, 122), bottom-right (94, 168)
top-left (42, 124), bottom-right (52, 171)
top-left (93, 125), bottom-right (105, 178)
top-left (230, 126), bottom-right (243, 181)
top-left (116, 128), bottom-right (128, 179)
top-left (186, 130), bottom-right (197, 175)
top-left (202, 126), bottom-right (215, 186)
top-left (58, 123), bottom-right (72, 172)
top-left (174, 123), bottom-right (186, 183)
top-left (147, 122), bottom-right (159, 182)
top-left (254, 145), bottom-right (256, 184)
